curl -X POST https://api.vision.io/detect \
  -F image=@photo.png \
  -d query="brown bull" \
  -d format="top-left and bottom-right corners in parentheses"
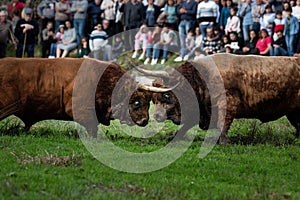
top-left (0, 57), bottom-right (158, 135)
top-left (139, 54), bottom-right (300, 144)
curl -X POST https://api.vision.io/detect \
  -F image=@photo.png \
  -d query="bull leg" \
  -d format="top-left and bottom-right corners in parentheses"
top-left (218, 93), bottom-right (240, 145)
top-left (286, 112), bottom-right (300, 138)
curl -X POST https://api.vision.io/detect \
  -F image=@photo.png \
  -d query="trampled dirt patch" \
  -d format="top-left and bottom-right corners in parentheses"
top-left (11, 151), bottom-right (82, 167)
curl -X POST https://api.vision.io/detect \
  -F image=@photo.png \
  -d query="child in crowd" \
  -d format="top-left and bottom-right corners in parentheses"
top-left (132, 24), bottom-right (148, 60)
top-left (112, 35), bottom-right (124, 60)
top-left (174, 28), bottom-right (195, 62)
top-left (78, 36), bottom-right (90, 58)
top-left (49, 24), bottom-right (64, 58)
top-left (225, 7), bottom-right (241, 35)
top-left (144, 25), bottom-right (161, 64)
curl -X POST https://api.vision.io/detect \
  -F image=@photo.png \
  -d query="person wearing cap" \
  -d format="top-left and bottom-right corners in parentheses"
top-left (14, 7), bottom-right (39, 57)
top-left (89, 23), bottom-right (112, 61)
top-left (0, 10), bottom-right (16, 58)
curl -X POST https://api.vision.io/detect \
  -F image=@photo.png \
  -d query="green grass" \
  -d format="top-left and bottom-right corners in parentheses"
top-left (0, 115), bottom-right (300, 199)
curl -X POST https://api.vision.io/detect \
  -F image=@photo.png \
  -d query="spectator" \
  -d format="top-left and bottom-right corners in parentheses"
top-left (292, 0), bottom-right (300, 22)
top-left (87, 0), bottom-right (103, 31)
top-left (282, 1), bottom-right (290, 18)
top-left (260, 5), bottom-right (275, 36)
top-left (197, 0), bottom-right (217, 37)
top-left (48, 24), bottom-right (65, 58)
top-left (144, 25), bottom-right (161, 64)
top-left (194, 46), bottom-right (204, 60)
top-left (123, 0), bottom-right (145, 49)
top-left (37, 0), bottom-right (56, 30)
top-left (255, 28), bottom-right (272, 55)
top-left (162, 0), bottom-right (177, 30)
top-left (89, 23), bottom-right (112, 61)
top-left (14, 8), bottom-right (39, 58)
top-left (41, 21), bottom-right (55, 58)
top-left (0, 10), bottom-right (16, 58)
top-left (174, 28), bottom-right (195, 62)
top-left (220, 0), bottom-right (233, 32)
top-left (71, 0), bottom-right (88, 46)
top-left (242, 29), bottom-right (259, 54)
top-left (101, 0), bottom-right (115, 35)
top-left (114, 0), bottom-right (124, 35)
top-left (201, 26), bottom-right (221, 55)
top-left (177, 0), bottom-right (197, 54)
top-left (78, 36), bottom-right (90, 58)
top-left (7, 0), bottom-right (24, 20)
top-left (270, 10), bottom-right (284, 40)
top-left (184, 26), bottom-right (203, 60)
top-left (270, 29), bottom-right (288, 56)
top-left (112, 35), bottom-right (124, 59)
top-left (55, 0), bottom-right (71, 31)
top-left (252, 0), bottom-right (265, 33)
top-left (144, 0), bottom-right (159, 27)
top-left (132, 24), bottom-right (148, 60)
top-left (238, 0), bottom-right (254, 42)
top-left (219, 34), bottom-right (230, 52)
top-left (151, 25), bottom-right (178, 65)
top-left (56, 20), bottom-right (77, 58)
top-left (225, 7), bottom-right (241, 35)
top-left (21, 0), bottom-right (32, 19)
top-left (284, 6), bottom-right (299, 56)
top-left (228, 31), bottom-right (243, 54)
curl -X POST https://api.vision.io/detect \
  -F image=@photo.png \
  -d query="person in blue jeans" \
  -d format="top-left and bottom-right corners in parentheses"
top-left (177, 0), bottom-right (197, 55)
top-left (151, 26), bottom-right (178, 65)
top-left (284, 7), bottom-right (299, 56)
top-left (270, 29), bottom-right (288, 56)
top-left (71, 0), bottom-right (88, 46)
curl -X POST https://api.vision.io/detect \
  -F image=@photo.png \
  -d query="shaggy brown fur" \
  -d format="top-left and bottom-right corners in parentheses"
top-left (0, 57), bottom-right (152, 135)
top-left (152, 54), bottom-right (300, 144)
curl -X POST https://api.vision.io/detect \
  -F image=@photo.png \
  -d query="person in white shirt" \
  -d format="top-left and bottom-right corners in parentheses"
top-left (89, 23), bottom-right (112, 60)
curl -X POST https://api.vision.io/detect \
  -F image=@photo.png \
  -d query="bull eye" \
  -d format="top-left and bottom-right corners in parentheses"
top-left (163, 93), bottom-right (170, 99)
top-left (132, 99), bottom-right (141, 110)
top-left (162, 93), bottom-right (172, 103)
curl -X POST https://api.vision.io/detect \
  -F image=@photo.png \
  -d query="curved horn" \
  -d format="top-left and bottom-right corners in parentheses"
top-left (138, 82), bottom-right (180, 92)
top-left (133, 65), bottom-right (170, 80)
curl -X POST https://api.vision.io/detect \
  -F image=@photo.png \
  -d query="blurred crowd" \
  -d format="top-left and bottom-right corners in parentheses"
top-left (0, 0), bottom-right (300, 62)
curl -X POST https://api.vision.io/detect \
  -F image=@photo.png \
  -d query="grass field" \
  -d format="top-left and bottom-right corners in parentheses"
top-left (0, 115), bottom-right (300, 200)
top-left (2, 44), bottom-right (300, 199)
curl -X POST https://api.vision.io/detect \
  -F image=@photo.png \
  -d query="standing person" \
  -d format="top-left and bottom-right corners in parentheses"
top-left (284, 6), bottom-right (299, 56)
top-left (71, 0), bottom-right (88, 46)
top-left (89, 23), bottom-right (112, 61)
top-left (55, 0), bottom-right (71, 31)
top-left (37, 0), bottom-right (56, 30)
top-left (56, 20), bottom-right (77, 58)
top-left (101, 0), bottom-right (115, 35)
top-left (259, 5), bottom-right (275, 36)
top-left (238, 0), bottom-right (254, 42)
top-left (144, 0), bottom-right (159, 27)
top-left (162, 0), bottom-right (178, 30)
top-left (14, 8), bottom-right (39, 58)
top-left (87, 0), bottom-right (103, 32)
top-left (177, 0), bottom-right (197, 55)
top-left (123, 0), bottom-right (145, 49)
top-left (197, 0), bottom-right (218, 37)
top-left (114, 0), bottom-right (124, 35)
top-left (251, 0), bottom-right (265, 33)
top-left (225, 7), bottom-right (241, 35)
top-left (255, 28), bottom-right (272, 55)
top-left (220, 0), bottom-right (233, 32)
top-left (0, 10), bottom-right (16, 58)
top-left (7, 0), bottom-right (24, 20)
top-left (41, 21), bottom-right (55, 58)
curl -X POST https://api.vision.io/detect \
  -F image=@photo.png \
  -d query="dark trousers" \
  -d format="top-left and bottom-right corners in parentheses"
top-left (0, 43), bottom-right (7, 58)
top-left (16, 43), bottom-right (35, 57)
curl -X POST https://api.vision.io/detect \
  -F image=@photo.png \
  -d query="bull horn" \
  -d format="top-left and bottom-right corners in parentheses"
top-left (133, 64), bottom-right (170, 80)
top-left (138, 82), bottom-right (180, 92)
